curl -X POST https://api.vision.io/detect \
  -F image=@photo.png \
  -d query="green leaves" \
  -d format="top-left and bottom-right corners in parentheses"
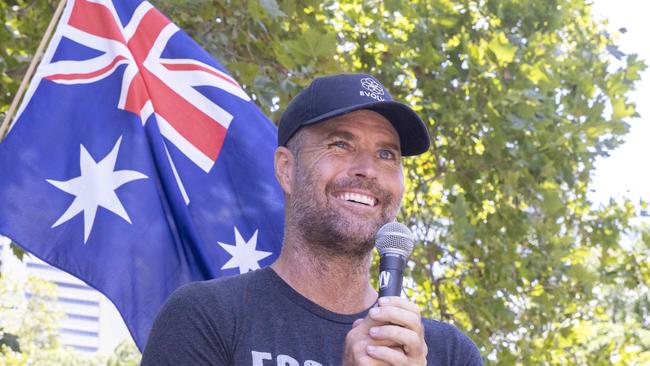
top-left (277, 29), bottom-right (337, 69)
top-left (0, 275), bottom-right (139, 364)
top-left (2, 0), bottom-right (649, 364)
top-left (488, 32), bottom-right (517, 64)
top-left (258, 0), bottom-right (285, 20)
top-left (611, 97), bottom-right (635, 120)
top-left (1, 0), bottom-right (57, 116)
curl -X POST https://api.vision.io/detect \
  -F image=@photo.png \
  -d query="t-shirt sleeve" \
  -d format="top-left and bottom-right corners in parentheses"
top-left (423, 318), bottom-right (483, 366)
top-left (140, 281), bottom-right (234, 365)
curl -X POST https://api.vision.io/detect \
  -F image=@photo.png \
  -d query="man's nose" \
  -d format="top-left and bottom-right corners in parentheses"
top-left (347, 150), bottom-right (377, 179)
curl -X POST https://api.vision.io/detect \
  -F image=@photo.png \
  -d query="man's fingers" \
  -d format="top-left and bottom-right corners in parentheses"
top-left (357, 354), bottom-right (392, 366)
top-left (378, 296), bottom-right (420, 314)
top-left (369, 324), bottom-right (418, 345)
top-left (345, 302), bottom-right (428, 366)
top-left (352, 318), bottom-right (364, 328)
top-left (369, 324), bottom-right (426, 356)
top-left (366, 345), bottom-right (409, 366)
top-left (346, 318), bottom-right (398, 350)
top-left (352, 315), bottom-right (386, 331)
top-left (368, 304), bottom-right (423, 334)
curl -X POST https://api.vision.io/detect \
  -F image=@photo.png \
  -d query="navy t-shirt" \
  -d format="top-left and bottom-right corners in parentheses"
top-left (141, 267), bottom-right (483, 365)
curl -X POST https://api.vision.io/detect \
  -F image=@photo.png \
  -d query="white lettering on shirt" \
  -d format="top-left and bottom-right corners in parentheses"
top-left (251, 350), bottom-right (325, 366)
top-left (252, 351), bottom-right (272, 365)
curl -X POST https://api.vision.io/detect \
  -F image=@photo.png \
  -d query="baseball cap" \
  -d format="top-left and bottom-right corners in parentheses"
top-left (277, 73), bottom-right (430, 156)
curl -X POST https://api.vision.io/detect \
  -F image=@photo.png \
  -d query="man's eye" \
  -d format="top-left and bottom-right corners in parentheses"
top-left (378, 149), bottom-right (396, 160)
top-left (329, 141), bottom-right (349, 149)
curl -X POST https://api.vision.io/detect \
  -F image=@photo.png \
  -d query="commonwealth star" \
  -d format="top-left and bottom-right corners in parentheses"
top-left (47, 137), bottom-right (147, 243)
top-left (218, 227), bottom-right (272, 274)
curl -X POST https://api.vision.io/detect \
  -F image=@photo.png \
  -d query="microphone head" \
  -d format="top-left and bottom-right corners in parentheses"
top-left (375, 222), bottom-right (415, 257)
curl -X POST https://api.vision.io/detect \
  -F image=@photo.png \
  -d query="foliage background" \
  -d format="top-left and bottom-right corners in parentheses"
top-left (1, 0), bottom-right (649, 364)
top-left (0, 274), bottom-right (140, 365)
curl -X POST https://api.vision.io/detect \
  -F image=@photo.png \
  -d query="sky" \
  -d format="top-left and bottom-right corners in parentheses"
top-left (591, 0), bottom-right (650, 206)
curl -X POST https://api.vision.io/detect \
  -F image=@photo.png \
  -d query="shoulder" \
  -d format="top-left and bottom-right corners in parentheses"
top-left (149, 270), bottom-right (261, 328)
top-left (170, 267), bottom-right (269, 302)
top-left (161, 268), bottom-right (271, 318)
top-left (141, 269), bottom-right (272, 365)
top-left (422, 318), bottom-right (483, 366)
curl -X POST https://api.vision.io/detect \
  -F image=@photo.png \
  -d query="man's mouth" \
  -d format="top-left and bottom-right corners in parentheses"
top-left (335, 192), bottom-right (378, 207)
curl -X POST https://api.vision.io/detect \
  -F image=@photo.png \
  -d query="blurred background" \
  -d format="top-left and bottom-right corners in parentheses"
top-left (1, 0), bottom-right (648, 364)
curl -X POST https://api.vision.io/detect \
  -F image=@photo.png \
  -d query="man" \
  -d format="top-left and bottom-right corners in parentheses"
top-left (141, 73), bottom-right (482, 365)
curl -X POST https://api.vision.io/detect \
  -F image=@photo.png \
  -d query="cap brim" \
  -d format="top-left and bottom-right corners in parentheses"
top-left (300, 100), bottom-right (430, 156)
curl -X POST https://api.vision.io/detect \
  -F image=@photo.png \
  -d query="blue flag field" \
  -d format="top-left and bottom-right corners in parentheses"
top-left (0, 0), bottom-right (284, 350)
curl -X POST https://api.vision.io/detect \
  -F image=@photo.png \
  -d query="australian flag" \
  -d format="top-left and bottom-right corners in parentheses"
top-left (0, 0), bottom-right (284, 350)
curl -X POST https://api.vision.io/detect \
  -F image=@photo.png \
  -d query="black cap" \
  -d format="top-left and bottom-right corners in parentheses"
top-left (278, 73), bottom-right (430, 156)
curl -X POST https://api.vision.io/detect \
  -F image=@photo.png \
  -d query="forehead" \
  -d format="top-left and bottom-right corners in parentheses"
top-left (306, 110), bottom-right (400, 144)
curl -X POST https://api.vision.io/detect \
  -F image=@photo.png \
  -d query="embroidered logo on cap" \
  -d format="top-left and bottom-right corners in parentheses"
top-left (360, 77), bottom-right (386, 101)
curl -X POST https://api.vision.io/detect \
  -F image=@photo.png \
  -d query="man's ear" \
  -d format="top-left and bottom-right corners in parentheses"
top-left (274, 146), bottom-right (294, 195)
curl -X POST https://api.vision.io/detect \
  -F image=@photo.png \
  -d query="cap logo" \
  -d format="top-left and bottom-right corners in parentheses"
top-left (360, 77), bottom-right (386, 101)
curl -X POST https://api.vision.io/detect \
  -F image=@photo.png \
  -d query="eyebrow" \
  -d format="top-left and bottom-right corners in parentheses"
top-left (324, 129), bottom-right (401, 153)
top-left (324, 129), bottom-right (357, 142)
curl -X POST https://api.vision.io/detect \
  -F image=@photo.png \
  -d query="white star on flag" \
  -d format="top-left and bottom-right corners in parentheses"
top-left (47, 137), bottom-right (148, 243)
top-left (218, 227), bottom-right (272, 274)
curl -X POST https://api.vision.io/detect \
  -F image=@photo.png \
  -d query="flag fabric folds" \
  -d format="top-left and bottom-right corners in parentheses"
top-left (0, 0), bottom-right (285, 350)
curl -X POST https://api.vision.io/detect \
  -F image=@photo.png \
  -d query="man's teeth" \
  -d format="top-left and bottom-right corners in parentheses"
top-left (338, 193), bottom-right (376, 206)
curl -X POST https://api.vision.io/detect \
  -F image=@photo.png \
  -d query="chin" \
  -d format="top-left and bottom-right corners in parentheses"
top-left (333, 218), bottom-right (383, 245)
top-left (297, 218), bottom-right (375, 258)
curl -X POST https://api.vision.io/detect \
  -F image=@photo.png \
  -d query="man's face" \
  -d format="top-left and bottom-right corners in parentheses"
top-left (285, 110), bottom-right (405, 258)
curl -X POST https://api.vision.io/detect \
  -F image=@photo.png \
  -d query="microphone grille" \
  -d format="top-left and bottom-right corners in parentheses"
top-left (375, 222), bottom-right (414, 257)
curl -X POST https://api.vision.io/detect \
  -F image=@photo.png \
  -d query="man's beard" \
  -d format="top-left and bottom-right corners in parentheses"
top-left (288, 164), bottom-right (400, 260)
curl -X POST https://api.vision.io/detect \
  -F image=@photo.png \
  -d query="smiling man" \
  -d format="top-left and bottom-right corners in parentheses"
top-left (141, 74), bottom-right (483, 365)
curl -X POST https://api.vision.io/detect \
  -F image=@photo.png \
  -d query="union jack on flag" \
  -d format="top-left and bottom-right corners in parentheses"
top-left (0, 0), bottom-right (284, 350)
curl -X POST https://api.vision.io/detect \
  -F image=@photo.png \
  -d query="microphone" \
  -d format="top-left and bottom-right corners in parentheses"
top-left (375, 222), bottom-right (414, 298)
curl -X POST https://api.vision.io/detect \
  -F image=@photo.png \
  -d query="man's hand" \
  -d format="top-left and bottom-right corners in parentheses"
top-left (343, 297), bottom-right (428, 366)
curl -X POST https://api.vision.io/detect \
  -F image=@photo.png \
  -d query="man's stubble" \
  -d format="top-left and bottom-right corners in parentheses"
top-left (288, 161), bottom-right (401, 261)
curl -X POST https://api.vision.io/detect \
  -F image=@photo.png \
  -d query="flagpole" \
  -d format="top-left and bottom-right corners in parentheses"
top-left (0, 0), bottom-right (67, 140)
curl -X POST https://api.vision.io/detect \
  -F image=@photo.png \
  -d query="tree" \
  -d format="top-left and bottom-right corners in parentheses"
top-left (0, 274), bottom-right (103, 365)
top-left (2, 0), bottom-right (648, 364)
top-left (1, 0), bottom-right (57, 112)
top-left (0, 274), bottom-right (142, 365)
top-left (106, 339), bottom-right (141, 366)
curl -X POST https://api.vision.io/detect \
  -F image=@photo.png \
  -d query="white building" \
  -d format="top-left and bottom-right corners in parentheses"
top-left (0, 235), bottom-right (131, 354)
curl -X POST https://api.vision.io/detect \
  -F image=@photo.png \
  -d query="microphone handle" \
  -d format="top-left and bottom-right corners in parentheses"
top-left (378, 253), bottom-right (406, 298)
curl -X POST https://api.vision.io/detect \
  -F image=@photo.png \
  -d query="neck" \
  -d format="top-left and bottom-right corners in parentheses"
top-left (271, 229), bottom-right (378, 314)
